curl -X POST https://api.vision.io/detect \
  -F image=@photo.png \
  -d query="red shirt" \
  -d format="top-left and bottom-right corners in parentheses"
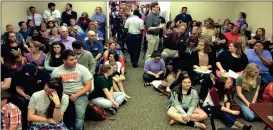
top-left (262, 82), bottom-right (273, 102)
top-left (224, 32), bottom-right (241, 46)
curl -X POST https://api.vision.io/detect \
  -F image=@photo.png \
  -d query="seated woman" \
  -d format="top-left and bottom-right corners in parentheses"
top-left (143, 51), bottom-right (165, 86)
top-left (104, 51), bottom-right (124, 76)
top-left (191, 39), bottom-right (215, 72)
top-left (4, 50), bottom-right (26, 73)
top-left (90, 64), bottom-right (126, 114)
top-left (69, 18), bottom-right (85, 36)
top-left (245, 41), bottom-right (273, 85)
top-left (154, 58), bottom-right (176, 93)
top-left (110, 62), bottom-right (131, 100)
top-left (26, 41), bottom-right (46, 70)
top-left (28, 78), bottom-right (69, 129)
top-left (216, 41), bottom-right (248, 77)
top-left (262, 82), bottom-right (273, 102)
top-left (44, 41), bottom-right (65, 72)
top-left (167, 75), bottom-right (207, 129)
top-left (69, 27), bottom-right (84, 41)
top-left (47, 27), bottom-right (59, 41)
top-left (203, 77), bottom-right (252, 130)
top-left (103, 41), bottom-right (125, 71)
top-left (233, 63), bottom-right (261, 121)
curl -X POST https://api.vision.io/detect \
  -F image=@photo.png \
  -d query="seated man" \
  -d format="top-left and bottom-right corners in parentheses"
top-left (1, 90), bottom-right (22, 130)
top-left (1, 24), bottom-right (24, 44)
top-left (51, 50), bottom-right (93, 130)
top-left (72, 40), bottom-right (96, 76)
top-left (161, 25), bottom-right (188, 61)
top-left (83, 30), bottom-right (103, 72)
top-left (15, 64), bottom-right (50, 130)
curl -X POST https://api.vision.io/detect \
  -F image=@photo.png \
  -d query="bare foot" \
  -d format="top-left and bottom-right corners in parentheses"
top-left (170, 119), bottom-right (176, 125)
top-left (196, 122), bottom-right (206, 130)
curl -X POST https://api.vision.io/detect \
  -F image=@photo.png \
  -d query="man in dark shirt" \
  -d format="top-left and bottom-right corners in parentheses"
top-left (174, 7), bottom-right (192, 27)
top-left (18, 21), bottom-right (30, 42)
top-left (1, 65), bottom-right (12, 90)
top-left (15, 64), bottom-right (50, 130)
top-left (161, 25), bottom-right (188, 61)
top-left (145, 2), bottom-right (165, 60)
top-left (158, 8), bottom-right (166, 53)
top-left (61, 3), bottom-right (77, 26)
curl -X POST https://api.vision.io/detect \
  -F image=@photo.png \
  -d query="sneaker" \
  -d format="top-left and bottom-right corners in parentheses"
top-left (109, 108), bottom-right (117, 115)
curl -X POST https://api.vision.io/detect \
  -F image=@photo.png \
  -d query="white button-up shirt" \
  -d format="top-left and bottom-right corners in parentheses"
top-left (43, 9), bottom-right (61, 21)
top-left (124, 15), bottom-right (144, 34)
top-left (27, 13), bottom-right (43, 26)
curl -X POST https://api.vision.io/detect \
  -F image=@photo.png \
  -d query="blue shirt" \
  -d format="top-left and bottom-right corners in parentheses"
top-left (18, 29), bottom-right (31, 41)
top-left (75, 33), bottom-right (84, 41)
top-left (91, 13), bottom-right (106, 33)
top-left (236, 19), bottom-right (247, 31)
top-left (83, 40), bottom-right (103, 57)
top-left (245, 49), bottom-right (272, 73)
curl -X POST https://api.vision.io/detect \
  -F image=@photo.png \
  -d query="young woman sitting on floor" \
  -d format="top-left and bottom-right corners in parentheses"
top-left (143, 51), bottom-right (165, 86)
top-left (28, 78), bottom-right (69, 129)
top-left (110, 62), bottom-right (131, 100)
top-left (202, 77), bottom-right (252, 130)
top-left (167, 75), bottom-right (208, 129)
top-left (233, 63), bottom-right (261, 121)
top-left (90, 64), bottom-right (126, 114)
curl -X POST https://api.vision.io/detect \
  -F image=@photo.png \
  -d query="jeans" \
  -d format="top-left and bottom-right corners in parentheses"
top-left (260, 73), bottom-right (273, 85)
top-left (64, 95), bottom-right (88, 130)
top-left (91, 92), bottom-right (126, 108)
top-left (143, 73), bottom-right (164, 83)
top-left (127, 34), bottom-right (142, 66)
top-left (239, 104), bottom-right (259, 121)
top-left (203, 106), bottom-right (236, 127)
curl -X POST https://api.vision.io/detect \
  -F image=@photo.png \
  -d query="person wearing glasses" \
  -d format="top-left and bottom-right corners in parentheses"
top-left (43, 2), bottom-right (61, 27)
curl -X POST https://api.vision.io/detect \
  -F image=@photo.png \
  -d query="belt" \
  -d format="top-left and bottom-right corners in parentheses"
top-left (147, 33), bottom-right (159, 36)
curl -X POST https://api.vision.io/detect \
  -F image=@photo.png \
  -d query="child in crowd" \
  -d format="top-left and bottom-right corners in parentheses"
top-left (1, 90), bottom-right (22, 130)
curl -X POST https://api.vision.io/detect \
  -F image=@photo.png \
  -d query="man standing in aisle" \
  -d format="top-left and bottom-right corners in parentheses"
top-left (145, 2), bottom-right (165, 60)
top-left (125, 10), bottom-right (144, 68)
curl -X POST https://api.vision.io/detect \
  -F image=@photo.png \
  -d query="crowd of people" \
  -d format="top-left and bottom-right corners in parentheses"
top-left (1, 1), bottom-right (273, 130)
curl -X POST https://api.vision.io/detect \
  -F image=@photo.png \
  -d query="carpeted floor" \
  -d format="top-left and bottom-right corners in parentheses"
top-left (84, 52), bottom-right (266, 130)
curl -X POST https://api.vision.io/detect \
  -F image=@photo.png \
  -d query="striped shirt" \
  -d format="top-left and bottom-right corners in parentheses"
top-left (1, 103), bottom-right (22, 130)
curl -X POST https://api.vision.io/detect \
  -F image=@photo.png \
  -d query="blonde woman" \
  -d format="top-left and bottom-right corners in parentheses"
top-left (200, 18), bottom-right (216, 45)
top-left (26, 41), bottom-right (46, 70)
top-left (233, 63), bottom-right (260, 121)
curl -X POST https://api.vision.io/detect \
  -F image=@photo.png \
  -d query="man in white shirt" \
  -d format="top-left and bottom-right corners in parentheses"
top-left (43, 2), bottom-right (61, 27)
top-left (124, 10), bottom-right (144, 68)
top-left (27, 6), bottom-right (43, 27)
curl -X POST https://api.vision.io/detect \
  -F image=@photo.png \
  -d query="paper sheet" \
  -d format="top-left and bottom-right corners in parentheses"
top-left (151, 80), bottom-right (162, 89)
top-left (228, 69), bottom-right (239, 79)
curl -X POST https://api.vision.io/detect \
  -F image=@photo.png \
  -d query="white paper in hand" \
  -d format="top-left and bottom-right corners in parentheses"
top-left (151, 80), bottom-right (162, 89)
top-left (228, 70), bottom-right (239, 79)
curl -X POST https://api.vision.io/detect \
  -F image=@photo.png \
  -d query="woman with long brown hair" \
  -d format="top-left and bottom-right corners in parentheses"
top-left (77, 12), bottom-right (91, 32)
top-left (28, 77), bottom-right (69, 129)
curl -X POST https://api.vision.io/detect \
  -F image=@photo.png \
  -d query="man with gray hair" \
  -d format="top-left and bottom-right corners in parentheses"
top-left (83, 30), bottom-right (103, 71)
top-left (54, 26), bottom-right (76, 50)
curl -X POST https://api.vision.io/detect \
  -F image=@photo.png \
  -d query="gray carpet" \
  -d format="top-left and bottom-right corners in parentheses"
top-left (84, 52), bottom-right (266, 130)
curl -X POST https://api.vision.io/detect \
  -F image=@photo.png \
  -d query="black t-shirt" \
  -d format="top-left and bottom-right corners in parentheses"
top-left (217, 51), bottom-right (248, 72)
top-left (1, 43), bottom-right (27, 60)
top-left (89, 75), bottom-right (113, 100)
top-left (15, 70), bottom-right (50, 96)
top-left (159, 16), bottom-right (166, 37)
top-left (1, 65), bottom-right (11, 82)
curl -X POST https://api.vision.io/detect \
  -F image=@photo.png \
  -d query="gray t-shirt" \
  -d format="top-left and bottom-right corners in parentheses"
top-left (51, 64), bottom-right (93, 94)
top-left (28, 90), bottom-right (69, 124)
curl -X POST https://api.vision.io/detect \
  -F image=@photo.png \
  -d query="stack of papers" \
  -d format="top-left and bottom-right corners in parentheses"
top-left (194, 69), bottom-right (212, 74)
top-left (228, 70), bottom-right (239, 79)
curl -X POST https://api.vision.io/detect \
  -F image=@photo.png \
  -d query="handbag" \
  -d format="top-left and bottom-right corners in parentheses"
top-left (85, 102), bottom-right (116, 121)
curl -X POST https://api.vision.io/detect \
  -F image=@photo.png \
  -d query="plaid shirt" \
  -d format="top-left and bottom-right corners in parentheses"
top-left (1, 103), bottom-right (22, 130)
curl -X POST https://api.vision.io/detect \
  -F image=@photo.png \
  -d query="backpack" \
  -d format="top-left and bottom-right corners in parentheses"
top-left (85, 102), bottom-right (116, 121)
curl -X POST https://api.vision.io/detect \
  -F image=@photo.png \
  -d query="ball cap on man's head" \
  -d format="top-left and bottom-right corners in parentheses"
top-left (22, 64), bottom-right (37, 76)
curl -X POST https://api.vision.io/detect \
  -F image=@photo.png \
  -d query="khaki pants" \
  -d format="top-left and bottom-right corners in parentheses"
top-left (161, 49), bottom-right (178, 61)
top-left (145, 34), bottom-right (160, 60)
